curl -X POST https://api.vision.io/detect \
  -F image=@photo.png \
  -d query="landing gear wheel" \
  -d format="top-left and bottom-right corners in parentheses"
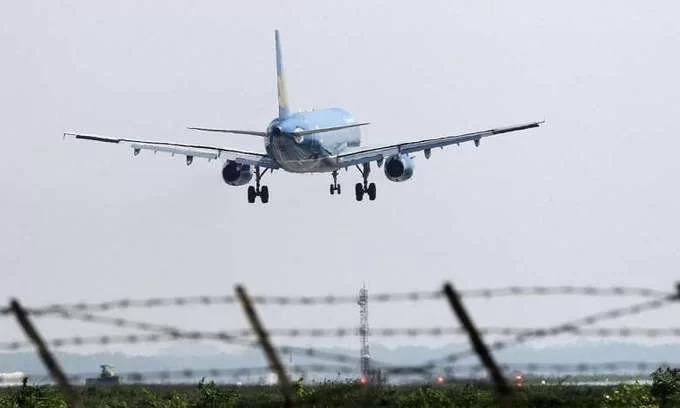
top-left (355, 183), bottom-right (364, 201)
top-left (330, 171), bottom-right (341, 196)
top-left (248, 166), bottom-right (271, 203)
top-left (367, 183), bottom-right (376, 201)
top-left (354, 163), bottom-right (374, 202)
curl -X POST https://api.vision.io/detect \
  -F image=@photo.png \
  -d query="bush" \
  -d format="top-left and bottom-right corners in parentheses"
top-left (397, 385), bottom-right (451, 408)
top-left (190, 379), bottom-right (237, 408)
top-left (448, 384), bottom-right (495, 407)
top-left (651, 366), bottom-right (680, 408)
top-left (0, 393), bottom-right (18, 408)
top-left (292, 377), bottom-right (312, 400)
top-left (601, 382), bottom-right (657, 408)
top-left (11, 382), bottom-right (67, 408)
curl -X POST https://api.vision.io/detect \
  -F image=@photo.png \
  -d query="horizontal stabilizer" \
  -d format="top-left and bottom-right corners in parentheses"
top-left (188, 127), bottom-right (267, 137)
top-left (292, 122), bottom-right (370, 136)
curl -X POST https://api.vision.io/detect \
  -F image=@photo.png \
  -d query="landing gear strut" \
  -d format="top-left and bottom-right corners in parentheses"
top-left (355, 163), bottom-right (376, 201)
top-left (329, 170), bottom-right (341, 195)
top-left (248, 166), bottom-right (269, 204)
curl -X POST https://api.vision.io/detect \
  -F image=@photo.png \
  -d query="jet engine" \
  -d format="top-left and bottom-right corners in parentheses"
top-left (222, 161), bottom-right (253, 186)
top-left (384, 154), bottom-right (415, 182)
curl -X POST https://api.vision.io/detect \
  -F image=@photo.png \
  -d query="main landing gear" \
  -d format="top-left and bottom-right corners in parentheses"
top-left (355, 163), bottom-right (376, 201)
top-left (329, 170), bottom-right (341, 195)
top-left (247, 166), bottom-right (269, 204)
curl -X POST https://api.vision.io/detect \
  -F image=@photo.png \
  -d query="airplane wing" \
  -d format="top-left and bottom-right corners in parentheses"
top-left (64, 132), bottom-right (279, 168)
top-left (334, 121), bottom-right (543, 168)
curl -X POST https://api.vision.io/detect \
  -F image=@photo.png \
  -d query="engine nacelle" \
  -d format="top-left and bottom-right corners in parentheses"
top-left (384, 154), bottom-right (415, 182)
top-left (222, 161), bottom-right (253, 186)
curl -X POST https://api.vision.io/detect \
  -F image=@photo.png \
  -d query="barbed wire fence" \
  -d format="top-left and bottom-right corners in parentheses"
top-left (1, 282), bottom-right (679, 407)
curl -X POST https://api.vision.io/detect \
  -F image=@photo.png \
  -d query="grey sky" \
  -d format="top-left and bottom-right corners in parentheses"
top-left (1, 1), bottom-right (679, 354)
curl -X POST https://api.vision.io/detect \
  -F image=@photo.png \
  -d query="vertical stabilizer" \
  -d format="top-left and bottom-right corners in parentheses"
top-left (275, 30), bottom-right (290, 119)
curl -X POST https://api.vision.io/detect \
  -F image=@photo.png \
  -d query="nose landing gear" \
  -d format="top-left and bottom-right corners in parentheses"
top-left (354, 163), bottom-right (376, 201)
top-left (247, 166), bottom-right (270, 204)
top-left (329, 170), bottom-right (341, 195)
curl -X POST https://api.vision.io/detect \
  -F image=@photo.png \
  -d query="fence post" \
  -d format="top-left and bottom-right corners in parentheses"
top-left (442, 283), bottom-right (512, 408)
top-left (235, 285), bottom-right (294, 407)
top-left (9, 299), bottom-right (83, 408)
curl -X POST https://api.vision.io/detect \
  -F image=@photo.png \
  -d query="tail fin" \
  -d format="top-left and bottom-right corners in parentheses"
top-left (275, 30), bottom-right (290, 119)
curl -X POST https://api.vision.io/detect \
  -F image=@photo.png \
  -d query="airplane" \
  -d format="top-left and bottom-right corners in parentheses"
top-left (65, 30), bottom-right (543, 204)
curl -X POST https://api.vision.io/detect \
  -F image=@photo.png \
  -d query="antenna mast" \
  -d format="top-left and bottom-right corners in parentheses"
top-left (358, 283), bottom-right (370, 380)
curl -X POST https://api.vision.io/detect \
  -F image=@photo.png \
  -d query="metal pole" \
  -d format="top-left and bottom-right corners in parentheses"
top-left (442, 283), bottom-right (512, 408)
top-left (235, 285), bottom-right (294, 407)
top-left (10, 299), bottom-right (83, 408)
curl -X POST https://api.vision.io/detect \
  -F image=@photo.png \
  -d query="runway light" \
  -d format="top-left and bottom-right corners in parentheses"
top-left (360, 377), bottom-right (368, 385)
top-left (436, 376), bottom-right (445, 384)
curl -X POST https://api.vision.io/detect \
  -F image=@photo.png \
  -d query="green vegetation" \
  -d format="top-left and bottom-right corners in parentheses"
top-left (650, 366), bottom-right (680, 408)
top-left (1, 371), bottom-right (680, 408)
top-left (601, 382), bottom-right (657, 408)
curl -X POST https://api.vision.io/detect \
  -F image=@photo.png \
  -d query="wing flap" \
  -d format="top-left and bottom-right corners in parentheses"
top-left (129, 143), bottom-right (219, 160)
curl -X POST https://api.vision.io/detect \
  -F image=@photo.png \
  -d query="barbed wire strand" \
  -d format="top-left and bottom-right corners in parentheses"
top-left (2, 286), bottom-right (671, 317)
top-left (37, 308), bottom-right (257, 347)
top-left (6, 326), bottom-right (680, 352)
top-left (461, 286), bottom-right (670, 299)
top-left (11, 291), bottom-right (441, 315)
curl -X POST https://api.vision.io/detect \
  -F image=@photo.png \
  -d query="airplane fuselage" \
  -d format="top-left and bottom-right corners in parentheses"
top-left (265, 107), bottom-right (360, 173)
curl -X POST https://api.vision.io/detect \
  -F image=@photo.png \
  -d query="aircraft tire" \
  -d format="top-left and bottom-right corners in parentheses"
top-left (337, 184), bottom-right (341, 195)
top-left (247, 186), bottom-right (256, 203)
top-left (330, 184), bottom-right (334, 195)
top-left (261, 186), bottom-right (269, 203)
top-left (355, 183), bottom-right (364, 201)
top-left (367, 183), bottom-right (376, 201)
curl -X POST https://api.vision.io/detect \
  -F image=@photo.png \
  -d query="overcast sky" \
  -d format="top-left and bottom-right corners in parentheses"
top-left (1, 1), bottom-right (679, 355)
